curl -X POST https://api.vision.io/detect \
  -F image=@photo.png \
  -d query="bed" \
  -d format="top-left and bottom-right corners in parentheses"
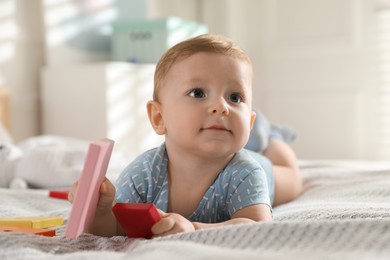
top-left (1, 91), bottom-right (390, 259)
top-left (0, 160), bottom-right (390, 259)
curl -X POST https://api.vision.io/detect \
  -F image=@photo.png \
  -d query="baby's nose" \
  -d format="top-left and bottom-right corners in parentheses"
top-left (208, 99), bottom-right (229, 115)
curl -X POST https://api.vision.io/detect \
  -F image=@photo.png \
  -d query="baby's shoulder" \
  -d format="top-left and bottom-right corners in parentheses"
top-left (122, 144), bottom-right (168, 177)
top-left (228, 149), bottom-right (263, 170)
top-left (132, 144), bottom-right (166, 164)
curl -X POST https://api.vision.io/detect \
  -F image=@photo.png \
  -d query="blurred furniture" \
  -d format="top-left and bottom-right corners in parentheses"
top-left (41, 62), bottom-right (163, 158)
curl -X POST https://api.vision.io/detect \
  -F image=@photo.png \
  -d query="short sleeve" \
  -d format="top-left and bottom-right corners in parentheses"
top-left (114, 144), bottom-right (169, 211)
top-left (226, 167), bottom-right (271, 216)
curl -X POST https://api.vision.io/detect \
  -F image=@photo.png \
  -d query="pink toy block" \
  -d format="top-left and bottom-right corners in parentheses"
top-left (65, 139), bottom-right (114, 239)
top-left (113, 203), bottom-right (161, 239)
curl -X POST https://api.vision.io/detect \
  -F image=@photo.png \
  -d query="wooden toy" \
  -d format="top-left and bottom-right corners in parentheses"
top-left (49, 190), bottom-right (70, 200)
top-left (65, 139), bottom-right (114, 239)
top-left (112, 203), bottom-right (161, 239)
top-left (0, 225), bottom-right (56, 236)
top-left (0, 216), bottom-right (64, 228)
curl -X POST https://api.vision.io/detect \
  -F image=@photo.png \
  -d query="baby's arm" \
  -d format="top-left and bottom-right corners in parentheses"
top-left (68, 178), bottom-right (124, 237)
top-left (151, 203), bottom-right (271, 237)
top-left (194, 203), bottom-right (271, 229)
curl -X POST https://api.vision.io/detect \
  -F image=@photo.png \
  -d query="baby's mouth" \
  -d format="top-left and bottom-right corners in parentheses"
top-left (201, 125), bottom-right (231, 132)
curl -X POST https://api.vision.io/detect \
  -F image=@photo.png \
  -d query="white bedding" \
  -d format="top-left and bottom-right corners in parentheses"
top-left (1, 160), bottom-right (390, 259)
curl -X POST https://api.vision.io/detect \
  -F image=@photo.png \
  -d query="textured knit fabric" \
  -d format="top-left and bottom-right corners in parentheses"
top-left (2, 161), bottom-right (390, 259)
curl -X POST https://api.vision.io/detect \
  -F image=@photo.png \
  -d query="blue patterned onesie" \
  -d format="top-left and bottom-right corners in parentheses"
top-left (115, 143), bottom-right (274, 223)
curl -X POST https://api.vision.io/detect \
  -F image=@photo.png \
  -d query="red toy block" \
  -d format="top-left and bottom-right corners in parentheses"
top-left (49, 190), bottom-right (70, 200)
top-left (0, 225), bottom-right (56, 237)
top-left (112, 203), bottom-right (161, 239)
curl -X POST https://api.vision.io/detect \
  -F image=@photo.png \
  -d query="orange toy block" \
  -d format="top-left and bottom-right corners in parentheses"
top-left (0, 225), bottom-right (56, 236)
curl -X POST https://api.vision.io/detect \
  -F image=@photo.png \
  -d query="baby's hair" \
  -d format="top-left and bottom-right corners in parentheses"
top-left (153, 34), bottom-right (252, 101)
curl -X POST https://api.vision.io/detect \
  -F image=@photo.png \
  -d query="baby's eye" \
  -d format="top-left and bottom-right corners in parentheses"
top-left (229, 93), bottom-right (243, 103)
top-left (188, 88), bottom-right (205, 98)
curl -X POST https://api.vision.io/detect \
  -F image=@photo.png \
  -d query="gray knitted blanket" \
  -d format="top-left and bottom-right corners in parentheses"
top-left (1, 160), bottom-right (390, 259)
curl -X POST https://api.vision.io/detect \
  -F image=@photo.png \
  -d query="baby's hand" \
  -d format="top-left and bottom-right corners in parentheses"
top-left (68, 178), bottom-right (116, 213)
top-left (151, 209), bottom-right (195, 237)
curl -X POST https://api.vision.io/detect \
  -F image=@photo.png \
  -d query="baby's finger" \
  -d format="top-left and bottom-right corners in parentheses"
top-left (97, 178), bottom-right (116, 208)
top-left (68, 181), bottom-right (79, 203)
top-left (151, 216), bottom-right (175, 236)
top-left (156, 208), bottom-right (167, 218)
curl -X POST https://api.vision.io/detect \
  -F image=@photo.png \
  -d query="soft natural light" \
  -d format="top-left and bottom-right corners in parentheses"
top-left (44, 3), bottom-right (79, 26)
top-left (0, 20), bottom-right (18, 41)
top-left (43, 0), bottom-right (70, 7)
top-left (0, 1), bottom-right (17, 66)
top-left (0, 0), bottom-right (15, 19)
top-left (105, 64), bottom-right (163, 157)
top-left (44, 0), bottom-right (117, 46)
top-left (0, 41), bottom-right (15, 63)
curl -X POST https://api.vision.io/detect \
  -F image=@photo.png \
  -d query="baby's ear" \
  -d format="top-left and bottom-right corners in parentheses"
top-left (146, 101), bottom-right (166, 135)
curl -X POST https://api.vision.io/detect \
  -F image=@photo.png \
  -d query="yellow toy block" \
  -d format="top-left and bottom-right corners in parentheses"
top-left (0, 216), bottom-right (64, 228)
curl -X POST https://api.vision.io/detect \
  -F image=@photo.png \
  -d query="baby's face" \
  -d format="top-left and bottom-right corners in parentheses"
top-left (158, 52), bottom-right (255, 158)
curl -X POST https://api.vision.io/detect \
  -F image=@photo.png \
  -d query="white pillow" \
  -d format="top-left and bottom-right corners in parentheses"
top-left (0, 121), bottom-right (12, 144)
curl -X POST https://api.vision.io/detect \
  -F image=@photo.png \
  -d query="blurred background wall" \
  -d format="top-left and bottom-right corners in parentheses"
top-left (0, 0), bottom-right (389, 160)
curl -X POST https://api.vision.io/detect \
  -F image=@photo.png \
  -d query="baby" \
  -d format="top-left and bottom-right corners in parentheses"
top-left (69, 34), bottom-right (302, 237)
